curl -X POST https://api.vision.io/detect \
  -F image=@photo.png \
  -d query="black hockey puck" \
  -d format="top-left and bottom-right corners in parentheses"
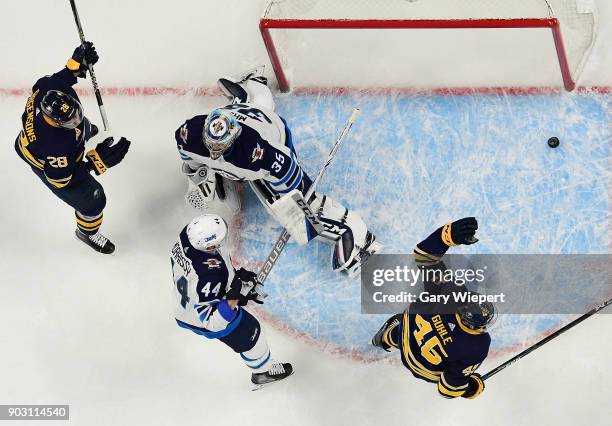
top-left (547, 137), bottom-right (560, 148)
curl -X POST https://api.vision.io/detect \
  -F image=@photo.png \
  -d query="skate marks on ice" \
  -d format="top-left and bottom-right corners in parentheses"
top-left (233, 92), bottom-right (611, 361)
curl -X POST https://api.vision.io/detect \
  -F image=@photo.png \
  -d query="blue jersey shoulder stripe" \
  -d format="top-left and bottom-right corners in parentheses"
top-left (270, 156), bottom-right (297, 187)
top-left (274, 168), bottom-right (303, 194)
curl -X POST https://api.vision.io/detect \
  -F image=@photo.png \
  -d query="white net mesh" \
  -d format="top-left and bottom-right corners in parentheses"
top-left (265, 0), bottom-right (552, 20)
top-left (548, 0), bottom-right (597, 81)
top-left (262, 0), bottom-right (597, 89)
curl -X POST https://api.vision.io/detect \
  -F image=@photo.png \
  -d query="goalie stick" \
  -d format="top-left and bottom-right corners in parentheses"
top-left (256, 108), bottom-right (361, 285)
top-left (483, 296), bottom-right (612, 381)
top-left (68, 0), bottom-right (111, 132)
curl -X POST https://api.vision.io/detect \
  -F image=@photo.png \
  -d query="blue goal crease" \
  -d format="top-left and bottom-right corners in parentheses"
top-left (240, 93), bottom-right (611, 354)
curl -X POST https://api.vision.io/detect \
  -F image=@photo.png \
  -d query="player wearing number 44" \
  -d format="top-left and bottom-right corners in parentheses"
top-left (171, 214), bottom-right (293, 389)
top-left (372, 217), bottom-right (495, 399)
top-left (14, 42), bottom-right (131, 254)
top-left (174, 67), bottom-right (381, 276)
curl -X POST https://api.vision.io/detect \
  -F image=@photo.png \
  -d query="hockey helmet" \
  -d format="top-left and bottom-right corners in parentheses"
top-left (456, 293), bottom-right (497, 332)
top-left (40, 90), bottom-right (83, 129)
top-left (186, 214), bottom-right (228, 252)
top-left (203, 108), bottom-right (242, 159)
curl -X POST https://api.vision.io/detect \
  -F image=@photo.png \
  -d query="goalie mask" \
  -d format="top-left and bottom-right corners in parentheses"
top-left (203, 109), bottom-right (242, 160)
top-left (186, 214), bottom-right (228, 252)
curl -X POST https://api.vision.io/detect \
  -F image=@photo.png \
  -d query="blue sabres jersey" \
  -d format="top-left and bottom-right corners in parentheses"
top-left (15, 68), bottom-right (92, 189)
top-left (400, 309), bottom-right (490, 397)
top-left (171, 226), bottom-right (241, 338)
top-left (401, 223), bottom-right (491, 397)
top-left (175, 103), bottom-right (307, 195)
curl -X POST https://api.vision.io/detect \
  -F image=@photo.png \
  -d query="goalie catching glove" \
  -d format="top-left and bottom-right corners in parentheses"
top-left (86, 137), bottom-right (131, 175)
top-left (226, 268), bottom-right (266, 306)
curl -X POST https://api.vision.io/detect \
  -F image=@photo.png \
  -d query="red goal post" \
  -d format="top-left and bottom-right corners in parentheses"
top-left (259, 0), bottom-right (597, 92)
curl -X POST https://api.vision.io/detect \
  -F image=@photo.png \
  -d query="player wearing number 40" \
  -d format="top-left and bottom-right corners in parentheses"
top-left (14, 42), bottom-right (131, 254)
top-left (170, 214), bottom-right (293, 389)
top-left (174, 66), bottom-right (381, 276)
top-left (372, 218), bottom-right (495, 399)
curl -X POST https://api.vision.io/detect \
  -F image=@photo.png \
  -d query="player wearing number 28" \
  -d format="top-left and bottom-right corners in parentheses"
top-left (372, 218), bottom-right (495, 399)
top-left (14, 43), bottom-right (131, 254)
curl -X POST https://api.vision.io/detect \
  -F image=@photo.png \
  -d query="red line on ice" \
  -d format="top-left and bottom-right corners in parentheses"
top-left (1, 86), bottom-right (610, 97)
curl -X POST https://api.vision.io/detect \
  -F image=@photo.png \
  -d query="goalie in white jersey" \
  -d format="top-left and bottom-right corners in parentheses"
top-left (174, 68), bottom-right (381, 276)
top-left (171, 214), bottom-right (293, 388)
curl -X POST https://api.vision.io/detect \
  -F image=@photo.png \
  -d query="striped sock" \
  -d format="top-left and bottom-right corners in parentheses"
top-left (240, 331), bottom-right (272, 373)
top-left (75, 211), bottom-right (103, 235)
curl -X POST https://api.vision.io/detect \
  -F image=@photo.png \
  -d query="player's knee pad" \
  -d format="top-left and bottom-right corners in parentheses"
top-left (218, 308), bottom-right (263, 354)
top-left (73, 178), bottom-right (106, 216)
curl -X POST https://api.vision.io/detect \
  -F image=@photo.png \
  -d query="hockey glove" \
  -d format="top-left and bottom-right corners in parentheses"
top-left (235, 268), bottom-right (266, 306)
top-left (67, 41), bottom-right (99, 78)
top-left (226, 268), bottom-right (266, 306)
top-left (441, 217), bottom-right (479, 246)
top-left (462, 373), bottom-right (485, 399)
top-left (86, 137), bottom-right (131, 175)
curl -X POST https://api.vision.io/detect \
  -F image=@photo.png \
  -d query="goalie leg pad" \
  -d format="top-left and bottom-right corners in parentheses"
top-left (249, 182), bottom-right (382, 268)
top-left (243, 79), bottom-right (275, 111)
top-left (332, 230), bottom-right (382, 277)
top-left (218, 78), bottom-right (248, 104)
top-left (308, 194), bottom-right (383, 276)
top-left (218, 66), bottom-right (275, 111)
top-left (269, 189), bottom-right (323, 245)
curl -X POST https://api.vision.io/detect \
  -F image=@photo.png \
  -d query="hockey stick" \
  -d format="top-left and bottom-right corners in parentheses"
top-left (256, 108), bottom-right (361, 285)
top-left (68, 0), bottom-right (111, 132)
top-left (482, 296), bottom-right (612, 381)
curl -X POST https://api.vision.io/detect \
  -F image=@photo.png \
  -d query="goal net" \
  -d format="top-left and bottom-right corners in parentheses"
top-left (260, 0), bottom-right (597, 92)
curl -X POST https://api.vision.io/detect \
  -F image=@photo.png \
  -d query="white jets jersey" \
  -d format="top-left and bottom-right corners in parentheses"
top-left (170, 226), bottom-right (237, 336)
top-left (174, 103), bottom-right (306, 195)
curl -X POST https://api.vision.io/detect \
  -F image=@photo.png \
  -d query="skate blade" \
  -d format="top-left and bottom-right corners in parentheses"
top-left (251, 370), bottom-right (294, 391)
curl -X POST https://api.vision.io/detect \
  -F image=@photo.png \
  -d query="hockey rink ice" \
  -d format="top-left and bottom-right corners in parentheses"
top-left (0, 88), bottom-right (610, 425)
top-left (1, 0), bottom-right (612, 423)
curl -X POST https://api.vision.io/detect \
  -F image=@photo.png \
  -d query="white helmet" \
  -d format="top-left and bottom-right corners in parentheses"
top-left (203, 109), bottom-right (242, 160)
top-left (186, 214), bottom-right (228, 252)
